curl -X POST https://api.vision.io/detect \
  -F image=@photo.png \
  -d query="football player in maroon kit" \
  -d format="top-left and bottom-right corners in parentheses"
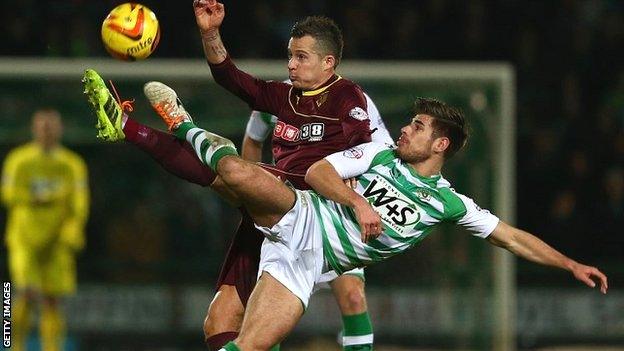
top-left (194, 1), bottom-right (377, 349)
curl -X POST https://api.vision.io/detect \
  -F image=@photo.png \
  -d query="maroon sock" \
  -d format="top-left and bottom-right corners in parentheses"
top-left (123, 117), bottom-right (216, 186)
top-left (205, 331), bottom-right (239, 350)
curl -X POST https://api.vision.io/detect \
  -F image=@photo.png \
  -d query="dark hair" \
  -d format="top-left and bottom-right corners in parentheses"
top-left (413, 97), bottom-right (468, 159)
top-left (290, 16), bottom-right (344, 68)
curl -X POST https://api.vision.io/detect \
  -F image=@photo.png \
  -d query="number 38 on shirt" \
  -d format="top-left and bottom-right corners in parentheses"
top-left (274, 121), bottom-right (325, 142)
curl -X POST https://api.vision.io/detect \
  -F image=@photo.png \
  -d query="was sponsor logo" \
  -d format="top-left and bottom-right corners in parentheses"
top-left (362, 175), bottom-right (421, 236)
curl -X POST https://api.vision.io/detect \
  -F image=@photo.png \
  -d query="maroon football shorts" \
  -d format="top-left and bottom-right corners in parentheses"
top-left (214, 163), bottom-right (307, 306)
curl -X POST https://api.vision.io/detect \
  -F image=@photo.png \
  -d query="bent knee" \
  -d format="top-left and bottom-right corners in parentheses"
top-left (218, 157), bottom-right (254, 187)
top-left (335, 280), bottom-right (368, 314)
top-left (343, 288), bottom-right (367, 313)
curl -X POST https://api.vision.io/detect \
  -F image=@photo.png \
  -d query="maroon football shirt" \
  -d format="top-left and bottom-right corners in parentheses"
top-left (210, 56), bottom-right (372, 188)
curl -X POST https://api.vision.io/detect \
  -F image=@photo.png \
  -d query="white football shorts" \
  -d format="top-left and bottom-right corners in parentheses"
top-left (255, 190), bottom-right (329, 308)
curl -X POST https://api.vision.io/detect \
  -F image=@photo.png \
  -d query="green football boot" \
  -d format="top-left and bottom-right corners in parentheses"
top-left (82, 69), bottom-right (128, 141)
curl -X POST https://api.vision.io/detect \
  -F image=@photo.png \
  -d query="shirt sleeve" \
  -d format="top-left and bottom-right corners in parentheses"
top-left (324, 142), bottom-right (389, 179)
top-left (209, 55), bottom-right (289, 115)
top-left (454, 192), bottom-right (500, 238)
top-left (245, 110), bottom-right (275, 142)
top-left (364, 93), bottom-right (394, 145)
top-left (340, 85), bottom-right (373, 147)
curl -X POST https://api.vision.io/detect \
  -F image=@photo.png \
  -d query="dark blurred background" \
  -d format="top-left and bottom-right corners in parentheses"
top-left (1, 0), bottom-right (623, 350)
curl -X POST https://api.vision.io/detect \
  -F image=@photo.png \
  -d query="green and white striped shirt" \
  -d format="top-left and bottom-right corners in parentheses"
top-left (311, 142), bottom-right (499, 274)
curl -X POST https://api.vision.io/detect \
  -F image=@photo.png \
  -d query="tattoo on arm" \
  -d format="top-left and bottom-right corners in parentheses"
top-left (201, 30), bottom-right (228, 63)
top-left (209, 44), bottom-right (227, 59)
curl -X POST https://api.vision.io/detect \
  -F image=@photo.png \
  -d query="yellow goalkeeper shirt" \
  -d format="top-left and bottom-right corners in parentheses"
top-left (2, 142), bottom-right (89, 251)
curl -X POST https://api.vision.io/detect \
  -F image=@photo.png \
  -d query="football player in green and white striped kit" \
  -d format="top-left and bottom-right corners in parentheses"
top-left (153, 95), bottom-right (609, 351)
top-left (243, 87), bottom-right (393, 350)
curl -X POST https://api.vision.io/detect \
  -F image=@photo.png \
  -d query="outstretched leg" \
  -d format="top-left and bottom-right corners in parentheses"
top-left (82, 69), bottom-right (219, 188)
top-left (172, 120), bottom-right (295, 228)
top-left (123, 117), bottom-right (219, 187)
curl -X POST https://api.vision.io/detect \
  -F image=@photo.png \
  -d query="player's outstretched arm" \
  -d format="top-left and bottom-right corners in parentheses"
top-left (306, 160), bottom-right (382, 242)
top-left (193, 0), bottom-right (227, 64)
top-left (487, 221), bottom-right (608, 294)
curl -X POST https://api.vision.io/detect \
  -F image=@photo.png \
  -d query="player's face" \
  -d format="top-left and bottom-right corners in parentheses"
top-left (32, 111), bottom-right (62, 148)
top-left (396, 114), bottom-right (436, 163)
top-left (287, 35), bottom-right (331, 90)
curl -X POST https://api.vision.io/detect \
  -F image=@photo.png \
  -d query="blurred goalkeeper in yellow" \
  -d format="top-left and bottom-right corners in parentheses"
top-left (2, 108), bottom-right (89, 351)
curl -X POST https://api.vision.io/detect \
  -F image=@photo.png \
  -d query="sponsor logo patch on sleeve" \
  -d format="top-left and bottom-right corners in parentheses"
top-left (343, 146), bottom-right (364, 159)
top-left (349, 107), bottom-right (369, 121)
